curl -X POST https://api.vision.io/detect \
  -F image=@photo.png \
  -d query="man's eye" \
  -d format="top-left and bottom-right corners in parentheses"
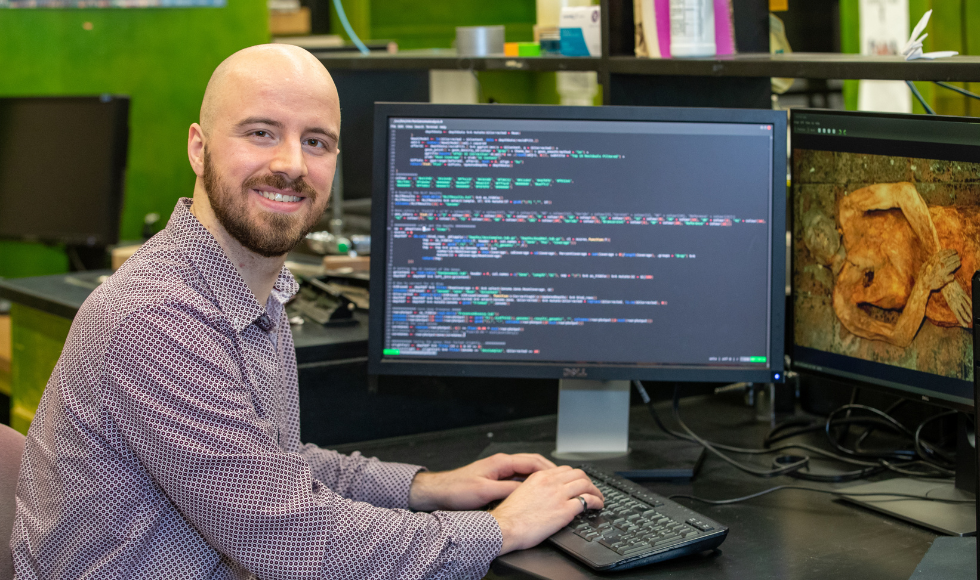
top-left (252, 130), bottom-right (270, 138)
top-left (306, 138), bottom-right (323, 148)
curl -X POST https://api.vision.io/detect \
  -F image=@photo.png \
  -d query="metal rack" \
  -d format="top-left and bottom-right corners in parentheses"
top-left (309, 0), bottom-right (980, 110)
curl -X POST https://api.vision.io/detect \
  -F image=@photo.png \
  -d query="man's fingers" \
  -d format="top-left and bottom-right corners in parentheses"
top-left (489, 453), bottom-right (558, 479)
top-left (567, 493), bottom-right (604, 514)
top-left (564, 476), bottom-right (603, 501)
top-left (483, 479), bottom-right (522, 500)
top-left (549, 467), bottom-right (592, 484)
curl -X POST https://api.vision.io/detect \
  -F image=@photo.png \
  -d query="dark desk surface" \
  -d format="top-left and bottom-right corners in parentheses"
top-left (334, 393), bottom-right (943, 580)
top-left (0, 270), bottom-right (368, 364)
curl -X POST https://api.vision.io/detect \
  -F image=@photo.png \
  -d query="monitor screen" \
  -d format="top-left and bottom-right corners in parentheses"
top-left (369, 104), bottom-right (786, 383)
top-left (0, 96), bottom-right (130, 246)
top-left (791, 109), bottom-right (979, 410)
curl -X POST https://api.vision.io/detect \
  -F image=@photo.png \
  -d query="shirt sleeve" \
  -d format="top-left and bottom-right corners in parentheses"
top-left (102, 303), bottom-right (502, 580)
top-left (296, 444), bottom-right (423, 509)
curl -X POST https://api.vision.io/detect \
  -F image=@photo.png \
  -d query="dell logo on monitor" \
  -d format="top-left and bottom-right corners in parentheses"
top-left (563, 368), bottom-right (588, 378)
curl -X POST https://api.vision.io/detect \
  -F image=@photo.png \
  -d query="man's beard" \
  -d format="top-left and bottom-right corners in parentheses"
top-left (202, 148), bottom-right (324, 257)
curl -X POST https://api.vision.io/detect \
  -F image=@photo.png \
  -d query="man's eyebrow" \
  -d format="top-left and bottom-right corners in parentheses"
top-left (235, 117), bottom-right (284, 130)
top-left (306, 126), bottom-right (340, 143)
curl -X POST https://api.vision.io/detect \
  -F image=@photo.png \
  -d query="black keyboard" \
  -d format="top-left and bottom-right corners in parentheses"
top-left (548, 465), bottom-right (728, 571)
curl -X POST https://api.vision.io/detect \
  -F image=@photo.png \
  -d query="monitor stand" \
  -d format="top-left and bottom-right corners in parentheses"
top-left (553, 379), bottom-right (631, 461)
top-left (479, 379), bottom-right (707, 480)
top-left (838, 414), bottom-right (976, 536)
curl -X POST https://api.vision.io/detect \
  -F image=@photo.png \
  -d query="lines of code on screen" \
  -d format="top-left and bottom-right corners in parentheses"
top-left (382, 117), bottom-right (775, 367)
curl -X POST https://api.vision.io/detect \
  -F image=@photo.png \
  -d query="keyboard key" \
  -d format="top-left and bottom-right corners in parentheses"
top-left (656, 534), bottom-right (682, 545)
top-left (621, 545), bottom-right (652, 557)
top-left (686, 518), bottom-right (715, 532)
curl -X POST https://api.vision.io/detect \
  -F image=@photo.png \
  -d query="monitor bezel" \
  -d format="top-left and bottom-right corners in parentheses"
top-left (0, 95), bottom-right (130, 247)
top-left (788, 107), bottom-right (975, 412)
top-left (369, 103), bottom-right (787, 383)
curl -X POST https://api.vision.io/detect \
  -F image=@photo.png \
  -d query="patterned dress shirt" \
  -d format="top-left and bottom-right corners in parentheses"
top-left (11, 198), bottom-right (502, 579)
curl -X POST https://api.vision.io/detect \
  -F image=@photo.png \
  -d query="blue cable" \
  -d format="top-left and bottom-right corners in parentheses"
top-left (906, 80), bottom-right (936, 115)
top-left (331, 0), bottom-right (370, 55)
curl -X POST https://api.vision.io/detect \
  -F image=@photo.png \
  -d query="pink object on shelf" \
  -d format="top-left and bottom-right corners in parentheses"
top-left (713, 0), bottom-right (735, 55)
top-left (654, 0), bottom-right (671, 58)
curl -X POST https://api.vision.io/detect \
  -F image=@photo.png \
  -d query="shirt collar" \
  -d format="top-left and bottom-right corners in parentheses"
top-left (166, 198), bottom-right (300, 334)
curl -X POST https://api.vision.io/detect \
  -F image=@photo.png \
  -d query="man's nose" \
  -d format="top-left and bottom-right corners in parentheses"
top-left (269, 140), bottom-right (307, 183)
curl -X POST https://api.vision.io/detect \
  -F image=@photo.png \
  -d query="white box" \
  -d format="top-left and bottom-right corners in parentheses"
top-left (559, 6), bottom-right (601, 57)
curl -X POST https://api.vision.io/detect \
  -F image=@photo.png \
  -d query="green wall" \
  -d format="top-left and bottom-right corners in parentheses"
top-left (0, 2), bottom-right (270, 279)
top-left (331, 0), bottom-right (567, 106)
top-left (9, 304), bottom-right (71, 434)
top-left (329, 0), bottom-right (536, 50)
top-left (369, 0), bottom-right (535, 49)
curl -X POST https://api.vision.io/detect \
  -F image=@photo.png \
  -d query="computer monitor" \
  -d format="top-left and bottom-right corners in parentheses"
top-left (0, 95), bottom-right (130, 248)
top-left (369, 103), bottom-right (787, 459)
top-left (790, 108), bottom-right (978, 535)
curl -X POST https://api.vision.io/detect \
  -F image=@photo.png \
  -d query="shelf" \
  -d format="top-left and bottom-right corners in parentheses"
top-left (311, 49), bottom-right (601, 72)
top-left (310, 48), bottom-right (980, 82)
top-left (607, 53), bottom-right (980, 82)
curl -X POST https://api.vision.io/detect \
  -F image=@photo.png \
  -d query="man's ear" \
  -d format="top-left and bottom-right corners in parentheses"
top-left (188, 123), bottom-right (206, 177)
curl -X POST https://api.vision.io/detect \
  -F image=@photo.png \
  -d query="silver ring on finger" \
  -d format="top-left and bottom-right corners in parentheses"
top-left (577, 495), bottom-right (588, 514)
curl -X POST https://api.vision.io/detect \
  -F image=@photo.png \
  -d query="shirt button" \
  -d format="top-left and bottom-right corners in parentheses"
top-left (256, 314), bottom-right (273, 332)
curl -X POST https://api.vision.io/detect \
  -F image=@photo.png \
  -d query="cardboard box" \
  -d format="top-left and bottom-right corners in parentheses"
top-left (112, 244), bottom-right (142, 270)
top-left (323, 255), bottom-right (370, 272)
top-left (270, 7), bottom-right (311, 36)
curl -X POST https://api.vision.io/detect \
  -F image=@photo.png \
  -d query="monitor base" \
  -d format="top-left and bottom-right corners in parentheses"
top-left (551, 449), bottom-right (630, 461)
top-left (480, 438), bottom-right (706, 481)
top-left (839, 478), bottom-right (976, 536)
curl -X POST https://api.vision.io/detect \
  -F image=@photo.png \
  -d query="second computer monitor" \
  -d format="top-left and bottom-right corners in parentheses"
top-left (369, 104), bottom-right (786, 385)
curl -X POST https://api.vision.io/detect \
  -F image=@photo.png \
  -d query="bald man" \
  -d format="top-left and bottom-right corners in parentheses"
top-left (10, 45), bottom-right (601, 579)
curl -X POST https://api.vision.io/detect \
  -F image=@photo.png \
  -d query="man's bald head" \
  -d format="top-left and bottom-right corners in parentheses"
top-left (187, 43), bottom-right (341, 261)
top-left (200, 44), bottom-right (339, 137)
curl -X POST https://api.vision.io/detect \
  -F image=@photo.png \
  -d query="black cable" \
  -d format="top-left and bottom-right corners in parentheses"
top-left (641, 384), bottom-right (877, 469)
top-left (934, 81), bottom-right (980, 102)
top-left (911, 411), bottom-right (958, 474)
top-left (634, 382), bottom-right (952, 482)
top-left (822, 405), bottom-right (956, 478)
top-left (853, 398), bottom-right (905, 453)
top-left (764, 418), bottom-right (824, 447)
top-left (670, 485), bottom-right (975, 506)
top-left (907, 80), bottom-right (936, 114)
top-left (635, 381), bottom-right (885, 481)
top-left (825, 405), bottom-right (918, 461)
top-left (663, 384), bottom-right (877, 480)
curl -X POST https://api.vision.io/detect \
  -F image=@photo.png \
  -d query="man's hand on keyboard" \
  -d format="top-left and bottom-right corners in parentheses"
top-left (489, 466), bottom-right (605, 555)
top-left (408, 452), bottom-right (556, 512)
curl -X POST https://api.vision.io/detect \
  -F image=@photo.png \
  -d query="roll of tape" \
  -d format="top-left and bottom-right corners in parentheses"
top-left (456, 25), bottom-right (505, 57)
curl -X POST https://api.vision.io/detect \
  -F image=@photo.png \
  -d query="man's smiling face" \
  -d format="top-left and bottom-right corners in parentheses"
top-left (198, 48), bottom-right (340, 257)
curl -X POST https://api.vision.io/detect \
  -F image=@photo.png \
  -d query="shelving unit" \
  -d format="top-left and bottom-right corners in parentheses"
top-left (309, 0), bottom-right (980, 109)
top-left (309, 51), bottom-right (980, 81)
top-left (309, 0), bottom-right (980, 201)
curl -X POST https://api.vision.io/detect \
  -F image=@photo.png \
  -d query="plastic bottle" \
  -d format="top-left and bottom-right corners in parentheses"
top-left (669, 0), bottom-right (716, 58)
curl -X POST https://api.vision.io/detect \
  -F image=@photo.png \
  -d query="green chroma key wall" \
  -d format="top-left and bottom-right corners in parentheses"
top-left (0, 2), bottom-right (270, 278)
top-left (0, 2), bottom-right (270, 432)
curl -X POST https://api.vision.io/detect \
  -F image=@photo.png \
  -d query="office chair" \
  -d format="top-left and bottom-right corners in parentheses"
top-left (0, 424), bottom-right (25, 580)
